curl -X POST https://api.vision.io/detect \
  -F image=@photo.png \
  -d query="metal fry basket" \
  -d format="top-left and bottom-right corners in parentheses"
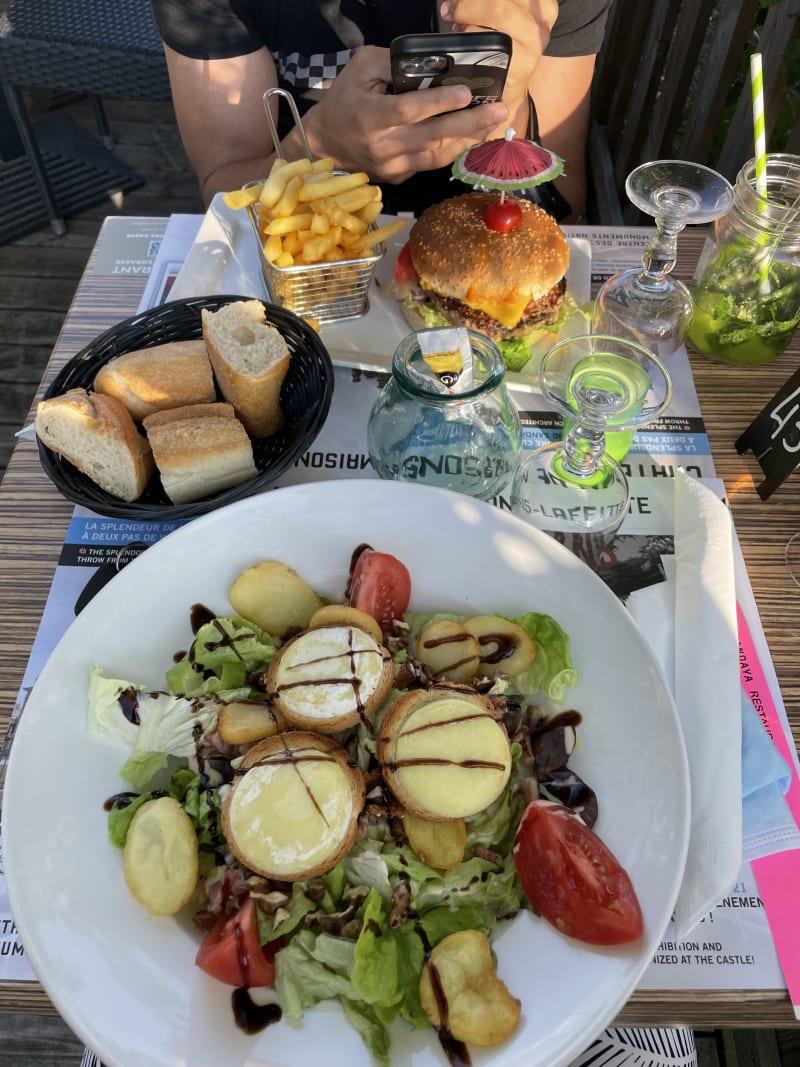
top-left (247, 88), bottom-right (385, 324)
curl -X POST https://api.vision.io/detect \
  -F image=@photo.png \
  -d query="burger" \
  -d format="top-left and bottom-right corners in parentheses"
top-left (390, 191), bottom-right (571, 372)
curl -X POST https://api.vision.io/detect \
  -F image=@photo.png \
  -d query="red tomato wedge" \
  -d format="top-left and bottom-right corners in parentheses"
top-left (513, 800), bottom-right (644, 945)
top-left (393, 241), bottom-right (419, 286)
top-left (348, 548), bottom-right (411, 636)
top-left (195, 897), bottom-right (278, 988)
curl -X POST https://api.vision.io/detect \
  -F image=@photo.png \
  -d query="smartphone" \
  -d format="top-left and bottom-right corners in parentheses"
top-left (390, 32), bottom-right (512, 106)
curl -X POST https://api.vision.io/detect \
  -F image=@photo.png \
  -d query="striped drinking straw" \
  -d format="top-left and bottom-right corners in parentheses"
top-left (750, 52), bottom-right (771, 294)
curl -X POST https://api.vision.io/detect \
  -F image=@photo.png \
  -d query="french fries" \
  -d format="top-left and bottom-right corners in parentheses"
top-left (223, 157), bottom-right (407, 268)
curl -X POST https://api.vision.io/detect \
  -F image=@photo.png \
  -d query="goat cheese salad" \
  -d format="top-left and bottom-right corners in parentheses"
top-left (89, 545), bottom-right (643, 1066)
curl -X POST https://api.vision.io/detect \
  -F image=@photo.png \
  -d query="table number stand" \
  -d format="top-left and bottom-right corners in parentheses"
top-left (735, 366), bottom-right (800, 500)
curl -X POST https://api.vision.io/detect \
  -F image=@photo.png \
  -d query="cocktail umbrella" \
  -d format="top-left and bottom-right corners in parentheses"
top-left (452, 127), bottom-right (564, 202)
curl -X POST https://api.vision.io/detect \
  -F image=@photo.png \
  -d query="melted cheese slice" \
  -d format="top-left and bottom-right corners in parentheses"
top-left (272, 625), bottom-right (387, 725)
top-left (394, 697), bottom-right (511, 819)
top-left (420, 280), bottom-right (529, 329)
top-left (228, 747), bottom-right (356, 878)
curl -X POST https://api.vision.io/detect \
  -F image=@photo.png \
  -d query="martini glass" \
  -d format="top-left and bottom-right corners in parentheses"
top-left (510, 334), bottom-right (672, 560)
top-left (592, 160), bottom-right (734, 354)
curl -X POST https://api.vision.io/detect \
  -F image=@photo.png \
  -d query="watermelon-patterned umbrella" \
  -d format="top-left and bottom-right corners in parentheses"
top-left (452, 127), bottom-right (564, 195)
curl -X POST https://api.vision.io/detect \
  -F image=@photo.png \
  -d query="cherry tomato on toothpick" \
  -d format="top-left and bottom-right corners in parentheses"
top-left (483, 198), bottom-right (523, 232)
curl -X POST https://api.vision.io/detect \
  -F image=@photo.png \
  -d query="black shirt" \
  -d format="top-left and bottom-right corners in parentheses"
top-left (150, 0), bottom-right (613, 214)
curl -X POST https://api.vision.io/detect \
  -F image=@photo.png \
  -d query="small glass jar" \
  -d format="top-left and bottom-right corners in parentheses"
top-left (367, 330), bottom-right (522, 501)
top-left (688, 154), bottom-right (800, 365)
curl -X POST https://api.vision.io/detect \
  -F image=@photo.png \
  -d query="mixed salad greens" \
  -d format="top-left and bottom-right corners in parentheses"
top-left (89, 547), bottom-right (641, 1065)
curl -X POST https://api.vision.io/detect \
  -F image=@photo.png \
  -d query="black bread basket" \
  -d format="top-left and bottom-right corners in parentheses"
top-left (36, 295), bottom-right (335, 521)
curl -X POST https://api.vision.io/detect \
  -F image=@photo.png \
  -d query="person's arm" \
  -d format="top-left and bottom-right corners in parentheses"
top-left (164, 45), bottom-right (295, 206)
top-left (438, 3), bottom-right (602, 221)
top-left (443, 1), bottom-right (560, 146)
top-left (529, 52), bottom-right (597, 221)
top-left (164, 42), bottom-right (510, 206)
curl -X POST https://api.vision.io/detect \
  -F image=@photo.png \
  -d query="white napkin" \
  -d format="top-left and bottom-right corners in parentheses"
top-left (627, 470), bottom-right (741, 940)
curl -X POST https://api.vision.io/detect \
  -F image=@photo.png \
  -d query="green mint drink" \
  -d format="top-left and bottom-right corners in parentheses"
top-left (688, 155), bottom-right (800, 365)
top-left (688, 253), bottom-right (800, 365)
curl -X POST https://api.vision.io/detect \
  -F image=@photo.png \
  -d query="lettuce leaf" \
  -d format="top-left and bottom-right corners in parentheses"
top-left (107, 767), bottom-right (222, 850)
top-left (88, 668), bottom-right (220, 759)
top-left (403, 609), bottom-right (577, 702)
top-left (166, 614), bottom-right (275, 696)
top-left (510, 611), bottom-right (578, 702)
top-left (275, 929), bottom-right (359, 1018)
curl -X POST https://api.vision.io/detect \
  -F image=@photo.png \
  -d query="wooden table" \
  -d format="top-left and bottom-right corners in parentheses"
top-left (0, 225), bottom-right (798, 1030)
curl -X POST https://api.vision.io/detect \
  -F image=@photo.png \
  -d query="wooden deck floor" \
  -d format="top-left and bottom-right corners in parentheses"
top-left (0, 94), bottom-right (798, 1067)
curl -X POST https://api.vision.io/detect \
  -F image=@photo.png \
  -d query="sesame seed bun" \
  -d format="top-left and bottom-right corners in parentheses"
top-left (409, 192), bottom-right (569, 310)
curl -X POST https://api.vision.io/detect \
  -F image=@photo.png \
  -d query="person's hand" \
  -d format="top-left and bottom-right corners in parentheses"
top-left (302, 46), bottom-right (509, 184)
top-left (442, 0), bottom-right (560, 133)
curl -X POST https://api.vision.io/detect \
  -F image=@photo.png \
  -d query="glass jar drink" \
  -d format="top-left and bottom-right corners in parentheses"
top-left (688, 154), bottom-right (800, 365)
top-left (367, 329), bottom-right (522, 501)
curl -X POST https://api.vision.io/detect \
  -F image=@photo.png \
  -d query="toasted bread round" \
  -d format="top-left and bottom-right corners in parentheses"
top-left (267, 624), bottom-right (394, 733)
top-left (378, 685), bottom-right (512, 820)
top-left (222, 731), bottom-right (365, 880)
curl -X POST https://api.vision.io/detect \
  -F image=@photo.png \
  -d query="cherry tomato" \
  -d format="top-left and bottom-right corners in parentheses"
top-left (393, 241), bottom-right (419, 286)
top-left (513, 800), bottom-right (644, 945)
top-left (195, 897), bottom-right (278, 988)
top-left (483, 199), bottom-right (523, 232)
top-left (348, 548), bottom-right (411, 636)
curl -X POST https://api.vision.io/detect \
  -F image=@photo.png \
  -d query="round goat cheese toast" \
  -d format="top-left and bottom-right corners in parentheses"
top-left (378, 685), bottom-right (512, 820)
top-left (267, 623), bottom-right (394, 732)
top-left (222, 731), bottom-right (365, 880)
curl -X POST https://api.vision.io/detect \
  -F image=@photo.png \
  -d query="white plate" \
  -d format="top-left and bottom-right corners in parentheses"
top-left (4, 481), bottom-right (689, 1067)
top-left (170, 194), bottom-right (592, 392)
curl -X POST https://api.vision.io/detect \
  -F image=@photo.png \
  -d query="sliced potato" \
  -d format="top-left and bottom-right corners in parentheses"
top-left (464, 616), bottom-right (536, 677)
top-left (416, 620), bottom-right (480, 682)
top-left (229, 560), bottom-right (322, 637)
top-left (123, 796), bottom-right (199, 916)
top-left (217, 700), bottom-right (284, 745)
top-left (403, 810), bottom-right (466, 870)
top-left (308, 603), bottom-right (383, 644)
top-left (419, 930), bottom-right (521, 1046)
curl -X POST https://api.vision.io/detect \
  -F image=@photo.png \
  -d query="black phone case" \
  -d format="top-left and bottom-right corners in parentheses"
top-left (390, 32), bottom-right (512, 105)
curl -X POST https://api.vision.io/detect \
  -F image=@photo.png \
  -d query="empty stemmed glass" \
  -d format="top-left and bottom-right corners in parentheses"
top-left (592, 160), bottom-right (734, 354)
top-left (786, 532), bottom-right (800, 587)
top-left (510, 334), bottom-right (672, 559)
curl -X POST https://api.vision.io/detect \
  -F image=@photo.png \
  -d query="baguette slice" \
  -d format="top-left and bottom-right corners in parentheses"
top-left (35, 388), bottom-right (154, 502)
top-left (143, 402), bottom-right (258, 505)
top-left (201, 300), bottom-right (290, 437)
top-left (93, 339), bottom-right (216, 421)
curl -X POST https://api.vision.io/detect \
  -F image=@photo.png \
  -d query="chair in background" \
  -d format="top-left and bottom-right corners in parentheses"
top-left (588, 0), bottom-right (800, 224)
top-left (0, 0), bottom-right (171, 244)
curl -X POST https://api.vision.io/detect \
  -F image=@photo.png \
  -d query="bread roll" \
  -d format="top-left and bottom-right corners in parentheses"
top-left (35, 388), bottom-right (154, 502)
top-left (143, 402), bottom-right (258, 505)
top-left (93, 340), bottom-right (216, 421)
top-left (201, 300), bottom-right (290, 437)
